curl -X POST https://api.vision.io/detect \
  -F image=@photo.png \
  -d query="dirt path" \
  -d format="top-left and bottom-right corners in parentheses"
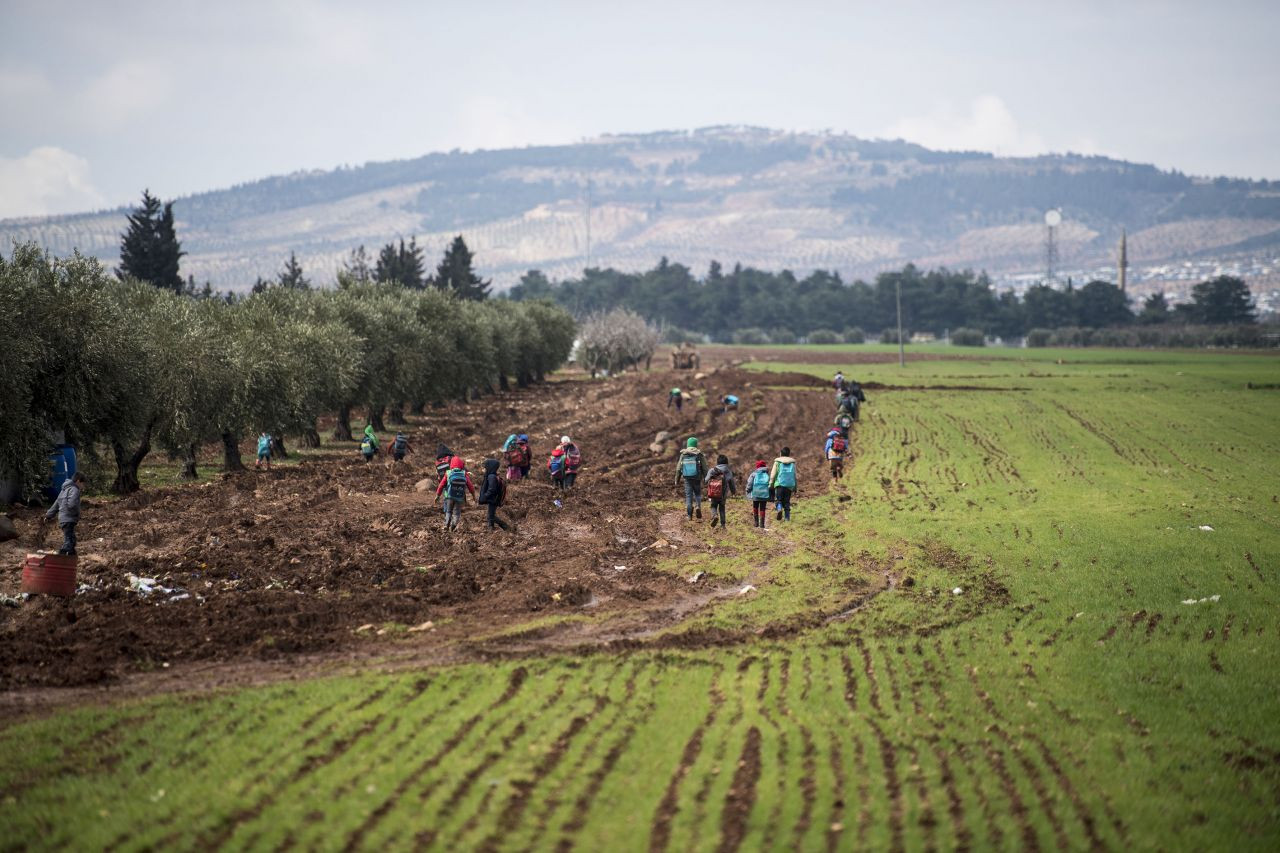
top-left (1, 365), bottom-right (855, 709)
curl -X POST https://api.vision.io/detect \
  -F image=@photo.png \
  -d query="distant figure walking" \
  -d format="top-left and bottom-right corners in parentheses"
top-left (668, 387), bottom-right (683, 411)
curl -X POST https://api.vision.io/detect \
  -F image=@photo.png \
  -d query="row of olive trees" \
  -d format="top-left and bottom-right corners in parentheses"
top-left (0, 244), bottom-right (575, 498)
top-left (577, 308), bottom-right (660, 376)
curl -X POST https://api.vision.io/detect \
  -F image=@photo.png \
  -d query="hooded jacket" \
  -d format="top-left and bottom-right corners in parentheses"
top-left (769, 455), bottom-right (798, 489)
top-left (675, 447), bottom-right (707, 484)
top-left (703, 461), bottom-right (736, 497)
top-left (45, 478), bottom-right (82, 524)
top-left (478, 459), bottom-right (505, 505)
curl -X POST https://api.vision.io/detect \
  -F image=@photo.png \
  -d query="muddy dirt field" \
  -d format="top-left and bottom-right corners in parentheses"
top-left (1, 366), bottom-right (836, 695)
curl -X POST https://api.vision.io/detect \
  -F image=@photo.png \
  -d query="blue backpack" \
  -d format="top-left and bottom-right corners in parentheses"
top-left (257, 435), bottom-right (271, 455)
top-left (393, 434), bottom-right (408, 454)
top-left (680, 453), bottom-right (700, 478)
top-left (749, 470), bottom-right (771, 499)
top-left (774, 460), bottom-right (796, 489)
top-left (447, 468), bottom-right (468, 501)
top-left (361, 436), bottom-right (377, 455)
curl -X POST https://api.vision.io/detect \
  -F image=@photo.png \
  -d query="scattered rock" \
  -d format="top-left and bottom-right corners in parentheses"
top-left (407, 620), bottom-right (434, 632)
top-left (951, 587), bottom-right (963, 595)
top-left (655, 430), bottom-right (673, 443)
top-left (689, 571), bottom-right (706, 584)
top-left (694, 372), bottom-right (708, 381)
top-left (738, 584), bottom-right (757, 596)
top-left (414, 478), bottom-right (434, 492)
top-left (0, 516), bottom-right (17, 542)
top-left (649, 442), bottom-right (667, 454)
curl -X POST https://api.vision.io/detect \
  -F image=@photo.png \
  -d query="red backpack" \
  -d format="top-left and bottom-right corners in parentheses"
top-left (706, 469), bottom-right (725, 499)
top-left (564, 445), bottom-right (582, 472)
top-left (831, 435), bottom-right (847, 453)
top-left (504, 447), bottom-right (523, 467)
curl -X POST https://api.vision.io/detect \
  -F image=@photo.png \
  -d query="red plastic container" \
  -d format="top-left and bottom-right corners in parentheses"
top-left (22, 553), bottom-right (77, 597)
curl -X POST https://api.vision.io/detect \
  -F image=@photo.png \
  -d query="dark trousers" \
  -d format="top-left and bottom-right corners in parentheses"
top-left (59, 522), bottom-right (77, 555)
top-left (486, 503), bottom-right (510, 530)
top-left (752, 499), bottom-right (768, 527)
top-left (775, 487), bottom-right (793, 520)
top-left (710, 499), bottom-right (726, 525)
top-left (563, 472), bottom-right (577, 490)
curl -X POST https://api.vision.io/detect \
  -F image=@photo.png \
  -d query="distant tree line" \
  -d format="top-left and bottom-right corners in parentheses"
top-left (2, 242), bottom-right (574, 500)
top-left (507, 258), bottom-right (1260, 343)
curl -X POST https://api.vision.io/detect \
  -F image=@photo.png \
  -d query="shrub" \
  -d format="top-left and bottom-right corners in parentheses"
top-left (950, 327), bottom-right (985, 347)
top-left (732, 328), bottom-right (771, 345)
top-left (769, 327), bottom-right (797, 345)
top-left (880, 327), bottom-right (907, 344)
top-left (805, 329), bottom-right (841, 345)
top-left (842, 326), bottom-right (866, 344)
top-left (661, 325), bottom-right (701, 345)
top-left (1025, 328), bottom-right (1052, 348)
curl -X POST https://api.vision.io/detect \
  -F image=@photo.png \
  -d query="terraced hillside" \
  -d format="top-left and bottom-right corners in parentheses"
top-left (1, 346), bottom-right (1279, 850)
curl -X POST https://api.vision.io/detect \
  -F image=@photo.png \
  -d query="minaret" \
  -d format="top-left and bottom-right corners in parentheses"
top-left (1117, 229), bottom-right (1128, 293)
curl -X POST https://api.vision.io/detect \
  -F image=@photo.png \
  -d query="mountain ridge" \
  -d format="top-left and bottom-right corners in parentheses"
top-left (4, 126), bottom-right (1278, 293)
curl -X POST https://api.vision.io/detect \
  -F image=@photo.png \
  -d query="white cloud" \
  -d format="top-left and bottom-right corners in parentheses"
top-left (76, 60), bottom-right (174, 129)
top-left (0, 147), bottom-right (107, 219)
top-left (886, 95), bottom-right (1047, 156)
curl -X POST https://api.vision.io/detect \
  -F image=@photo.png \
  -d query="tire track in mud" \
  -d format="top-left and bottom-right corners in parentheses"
top-left (901, 649), bottom-right (971, 851)
top-left (716, 725), bottom-right (763, 853)
top-left (555, 671), bottom-right (658, 850)
top-left (648, 666), bottom-right (728, 853)
top-left (343, 667), bottom-right (529, 848)
top-left (855, 636), bottom-right (905, 852)
top-left (476, 703), bottom-right (603, 853)
top-left (523, 662), bottom-right (635, 843)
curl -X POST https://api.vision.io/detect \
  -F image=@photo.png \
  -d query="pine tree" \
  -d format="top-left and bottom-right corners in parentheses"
top-left (277, 251), bottom-right (311, 290)
top-left (429, 235), bottom-right (490, 301)
top-left (343, 245), bottom-right (373, 283)
top-left (374, 237), bottom-right (425, 288)
top-left (116, 189), bottom-right (184, 292)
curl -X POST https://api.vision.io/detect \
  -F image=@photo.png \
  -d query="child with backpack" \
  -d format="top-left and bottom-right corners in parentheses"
top-left (674, 436), bottom-right (707, 519)
top-left (548, 446), bottom-right (567, 489)
top-left (517, 434), bottom-right (532, 479)
top-left (834, 411), bottom-right (854, 440)
top-left (388, 432), bottom-right (413, 465)
top-left (561, 439), bottom-right (583, 490)
top-left (360, 426), bottom-right (380, 465)
top-left (769, 447), bottom-right (798, 521)
top-left (744, 460), bottom-right (771, 528)
top-left (434, 456), bottom-right (475, 530)
top-left (255, 432), bottom-right (272, 470)
top-left (703, 454), bottom-right (736, 528)
top-left (477, 458), bottom-right (512, 531)
top-left (502, 434), bottom-right (524, 481)
top-left (668, 387), bottom-right (683, 411)
top-left (434, 444), bottom-right (453, 480)
top-left (824, 428), bottom-right (846, 480)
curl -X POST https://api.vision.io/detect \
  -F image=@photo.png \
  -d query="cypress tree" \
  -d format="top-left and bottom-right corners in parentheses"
top-left (374, 237), bottom-right (425, 288)
top-left (277, 251), bottom-right (311, 290)
top-left (116, 189), bottom-right (184, 292)
top-left (429, 235), bottom-right (490, 301)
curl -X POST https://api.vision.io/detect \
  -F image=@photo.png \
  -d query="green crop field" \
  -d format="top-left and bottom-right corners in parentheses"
top-left (3, 345), bottom-right (1279, 850)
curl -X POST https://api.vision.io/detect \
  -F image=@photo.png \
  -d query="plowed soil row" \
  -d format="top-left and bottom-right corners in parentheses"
top-left (0, 365), bottom-right (834, 699)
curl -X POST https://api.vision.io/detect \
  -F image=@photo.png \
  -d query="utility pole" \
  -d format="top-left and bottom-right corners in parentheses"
top-left (1118, 228), bottom-right (1128, 294)
top-left (584, 176), bottom-right (592, 272)
top-left (896, 276), bottom-right (905, 367)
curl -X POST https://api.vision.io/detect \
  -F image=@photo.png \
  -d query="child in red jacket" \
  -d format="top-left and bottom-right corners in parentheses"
top-left (435, 456), bottom-right (476, 530)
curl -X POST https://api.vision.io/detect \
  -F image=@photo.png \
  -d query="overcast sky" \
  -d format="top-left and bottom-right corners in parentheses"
top-left (1, 0), bottom-right (1277, 219)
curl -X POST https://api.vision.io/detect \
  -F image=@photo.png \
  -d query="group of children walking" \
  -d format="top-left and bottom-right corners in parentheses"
top-left (822, 371), bottom-right (866, 481)
top-left (675, 437), bottom-right (799, 529)
top-left (427, 433), bottom-right (584, 532)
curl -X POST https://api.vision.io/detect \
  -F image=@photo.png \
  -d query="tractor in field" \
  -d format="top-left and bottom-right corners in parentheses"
top-left (671, 343), bottom-right (700, 371)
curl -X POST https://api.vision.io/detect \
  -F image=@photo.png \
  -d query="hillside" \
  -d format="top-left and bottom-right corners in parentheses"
top-left (4, 126), bottom-right (1280, 292)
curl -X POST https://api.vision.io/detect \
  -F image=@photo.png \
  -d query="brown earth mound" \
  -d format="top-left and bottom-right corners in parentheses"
top-left (0, 367), bottom-right (835, 693)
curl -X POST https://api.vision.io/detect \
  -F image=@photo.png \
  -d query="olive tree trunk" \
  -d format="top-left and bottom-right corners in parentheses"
top-left (180, 443), bottom-right (199, 480)
top-left (333, 404), bottom-right (353, 441)
top-left (222, 432), bottom-right (244, 472)
top-left (110, 422), bottom-right (153, 495)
